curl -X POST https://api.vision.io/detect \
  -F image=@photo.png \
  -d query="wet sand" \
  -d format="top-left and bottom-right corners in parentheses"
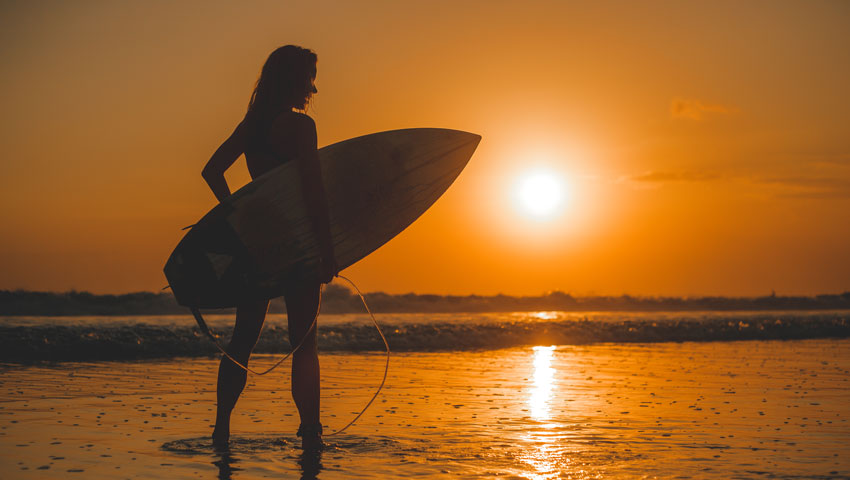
top-left (1, 338), bottom-right (848, 479)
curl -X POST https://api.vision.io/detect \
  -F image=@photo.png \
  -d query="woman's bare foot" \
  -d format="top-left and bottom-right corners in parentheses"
top-left (212, 426), bottom-right (230, 451)
top-left (297, 423), bottom-right (324, 451)
top-left (301, 434), bottom-right (323, 451)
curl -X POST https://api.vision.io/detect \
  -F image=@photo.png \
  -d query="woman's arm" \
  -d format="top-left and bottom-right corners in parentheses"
top-left (202, 122), bottom-right (246, 202)
top-left (283, 115), bottom-right (338, 282)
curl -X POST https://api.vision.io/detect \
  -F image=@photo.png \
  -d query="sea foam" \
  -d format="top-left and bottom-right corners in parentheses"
top-left (1, 311), bottom-right (847, 361)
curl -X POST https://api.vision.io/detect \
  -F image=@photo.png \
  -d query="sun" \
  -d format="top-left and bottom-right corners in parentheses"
top-left (514, 170), bottom-right (566, 219)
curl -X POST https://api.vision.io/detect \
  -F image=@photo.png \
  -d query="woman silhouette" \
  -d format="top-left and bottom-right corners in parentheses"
top-left (200, 45), bottom-right (337, 451)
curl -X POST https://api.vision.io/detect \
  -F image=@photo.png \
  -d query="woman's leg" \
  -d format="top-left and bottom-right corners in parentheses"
top-left (285, 282), bottom-right (322, 443)
top-left (212, 298), bottom-right (269, 446)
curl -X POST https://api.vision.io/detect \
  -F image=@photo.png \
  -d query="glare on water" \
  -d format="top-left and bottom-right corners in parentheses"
top-left (521, 346), bottom-right (562, 479)
top-left (529, 345), bottom-right (556, 420)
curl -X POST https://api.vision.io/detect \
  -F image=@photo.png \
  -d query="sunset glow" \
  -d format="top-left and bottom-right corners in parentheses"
top-left (0, 1), bottom-right (848, 297)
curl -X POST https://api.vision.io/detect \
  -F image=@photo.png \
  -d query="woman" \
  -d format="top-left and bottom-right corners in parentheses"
top-left (200, 45), bottom-right (337, 451)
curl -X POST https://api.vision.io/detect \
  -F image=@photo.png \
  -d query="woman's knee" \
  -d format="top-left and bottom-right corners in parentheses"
top-left (227, 334), bottom-right (258, 358)
top-left (228, 299), bottom-right (268, 357)
top-left (285, 281), bottom-right (321, 352)
top-left (288, 325), bottom-right (317, 351)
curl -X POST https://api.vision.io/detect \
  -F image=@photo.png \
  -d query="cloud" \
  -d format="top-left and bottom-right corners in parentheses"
top-left (670, 98), bottom-right (738, 120)
top-left (749, 174), bottom-right (850, 199)
top-left (628, 170), bottom-right (724, 183)
top-left (623, 168), bottom-right (850, 199)
top-left (804, 153), bottom-right (850, 167)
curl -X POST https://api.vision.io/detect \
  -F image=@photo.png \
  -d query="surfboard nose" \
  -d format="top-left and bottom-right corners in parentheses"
top-left (440, 129), bottom-right (480, 172)
top-left (447, 130), bottom-right (481, 162)
top-left (411, 128), bottom-right (481, 169)
top-left (457, 130), bottom-right (482, 147)
top-left (433, 128), bottom-right (481, 151)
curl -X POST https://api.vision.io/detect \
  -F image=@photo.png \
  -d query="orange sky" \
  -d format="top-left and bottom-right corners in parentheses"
top-left (1, 1), bottom-right (849, 296)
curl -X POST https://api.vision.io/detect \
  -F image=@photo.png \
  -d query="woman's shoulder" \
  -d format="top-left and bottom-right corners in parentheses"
top-left (270, 111), bottom-right (315, 134)
top-left (265, 111), bottom-right (317, 155)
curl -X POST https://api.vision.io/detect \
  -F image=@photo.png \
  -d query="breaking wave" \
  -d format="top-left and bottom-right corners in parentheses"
top-left (1, 310), bottom-right (847, 361)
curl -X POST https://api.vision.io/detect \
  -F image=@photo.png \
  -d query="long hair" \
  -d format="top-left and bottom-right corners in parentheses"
top-left (245, 45), bottom-right (317, 148)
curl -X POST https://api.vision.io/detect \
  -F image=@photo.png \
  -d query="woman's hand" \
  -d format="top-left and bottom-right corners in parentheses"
top-left (319, 253), bottom-right (339, 284)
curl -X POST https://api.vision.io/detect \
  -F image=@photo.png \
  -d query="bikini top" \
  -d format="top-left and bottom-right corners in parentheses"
top-left (244, 121), bottom-right (296, 180)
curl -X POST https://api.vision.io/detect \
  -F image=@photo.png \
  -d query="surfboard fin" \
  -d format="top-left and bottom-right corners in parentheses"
top-left (190, 307), bottom-right (214, 339)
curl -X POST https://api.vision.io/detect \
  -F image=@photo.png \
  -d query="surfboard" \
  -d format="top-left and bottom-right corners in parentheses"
top-left (164, 128), bottom-right (481, 308)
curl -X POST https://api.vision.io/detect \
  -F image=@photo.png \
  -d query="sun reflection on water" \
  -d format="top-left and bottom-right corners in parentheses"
top-left (530, 345), bottom-right (556, 420)
top-left (519, 346), bottom-right (563, 479)
top-left (529, 311), bottom-right (559, 321)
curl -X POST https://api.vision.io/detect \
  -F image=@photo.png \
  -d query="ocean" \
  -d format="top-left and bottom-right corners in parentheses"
top-left (1, 311), bottom-right (848, 478)
top-left (1, 310), bottom-right (847, 361)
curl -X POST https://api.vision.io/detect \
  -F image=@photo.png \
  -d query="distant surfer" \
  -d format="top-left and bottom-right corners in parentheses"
top-left (201, 45), bottom-right (337, 451)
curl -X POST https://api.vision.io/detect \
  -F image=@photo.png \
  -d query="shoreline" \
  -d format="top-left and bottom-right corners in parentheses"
top-left (1, 339), bottom-right (848, 478)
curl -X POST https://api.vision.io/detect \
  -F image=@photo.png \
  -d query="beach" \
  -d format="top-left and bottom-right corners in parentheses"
top-left (1, 336), bottom-right (848, 479)
top-left (4, 2), bottom-right (849, 479)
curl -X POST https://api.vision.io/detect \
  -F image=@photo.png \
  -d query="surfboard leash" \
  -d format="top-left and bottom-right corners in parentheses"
top-left (190, 287), bottom-right (323, 376)
top-left (326, 275), bottom-right (390, 437)
top-left (189, 274), bottom-right (390, 437)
